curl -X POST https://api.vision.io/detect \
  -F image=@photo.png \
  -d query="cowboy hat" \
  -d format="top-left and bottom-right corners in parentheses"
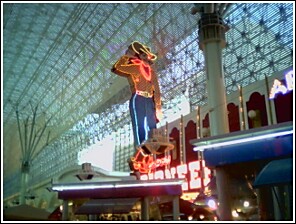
top-left (128, 41), bottom-right (157, 61)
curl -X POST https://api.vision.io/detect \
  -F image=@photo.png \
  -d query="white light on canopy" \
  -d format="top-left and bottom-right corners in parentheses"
top-left (52, 184), bottom-right (114, 191)
top-left (193, 130), bottom-right (292, 151)
top-left (51, 179), bottom-right (185, 191)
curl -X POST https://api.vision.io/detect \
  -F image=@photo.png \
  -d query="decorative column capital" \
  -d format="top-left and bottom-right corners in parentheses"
top-left (21, 160), bottom-right (30, 173)
top-left (198, 13), bottom-right (229, 50)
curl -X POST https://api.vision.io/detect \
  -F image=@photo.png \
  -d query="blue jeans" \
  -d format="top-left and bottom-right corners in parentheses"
top-left (129, 93), bottom-right (157, 149)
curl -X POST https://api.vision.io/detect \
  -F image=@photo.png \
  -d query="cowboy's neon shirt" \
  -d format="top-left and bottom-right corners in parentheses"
top-left (112, 55), bottom-right (162, 111)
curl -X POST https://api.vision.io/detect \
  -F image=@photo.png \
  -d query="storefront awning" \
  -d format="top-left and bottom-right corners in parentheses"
top-left (191, 121), bottom-right (293, 167)
top-left (4, 204), bottom-right (51, 221)
top-left (252, 158), bottom-right (292, 188)
top-left (50, 179), bottom-right (184, 200)
top-left (75, 198), bottom-right (140, 214)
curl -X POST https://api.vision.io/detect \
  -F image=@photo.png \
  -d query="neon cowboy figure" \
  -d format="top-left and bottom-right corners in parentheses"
top-left (111, 41), bottom-right (163, 172)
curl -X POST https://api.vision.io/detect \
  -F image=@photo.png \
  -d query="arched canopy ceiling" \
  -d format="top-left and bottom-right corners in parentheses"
top-left (2, 2), bottom-right (293, 177)
top-left (3, 3), bottom-right (205, 140)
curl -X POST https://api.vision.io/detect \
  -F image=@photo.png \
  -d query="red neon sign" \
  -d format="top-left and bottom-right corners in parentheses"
top-left (139, 160), bottom-right (211, 191)
top-left (131, 149), bottom-right (171, 173)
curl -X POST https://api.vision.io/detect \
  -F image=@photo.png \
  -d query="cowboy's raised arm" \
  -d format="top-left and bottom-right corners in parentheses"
top-left (111, 55), bottom-right (140, 77)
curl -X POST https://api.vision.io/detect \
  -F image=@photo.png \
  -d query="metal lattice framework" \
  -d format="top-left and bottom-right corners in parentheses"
top-left (2, 2), bottom-right (293, 198)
